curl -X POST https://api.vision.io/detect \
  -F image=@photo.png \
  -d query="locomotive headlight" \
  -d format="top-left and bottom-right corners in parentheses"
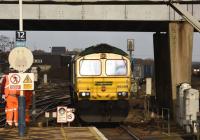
top-left (82, 92), bottom-right (86, 96)
top-left (79, 92), bottom-right (90, 98)
top-left (122, 92), bottom-right (127, 96)
top-left (117, 92), bottom-right (128, 98)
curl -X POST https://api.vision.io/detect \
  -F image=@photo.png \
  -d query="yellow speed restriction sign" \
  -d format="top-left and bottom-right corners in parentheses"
top-left (8, 47), bottom-right (33, 72)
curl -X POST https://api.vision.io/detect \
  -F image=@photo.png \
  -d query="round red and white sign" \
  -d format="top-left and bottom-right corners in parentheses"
top-left (10, 74), bottom-right (20, 84)
top-left (67, 112), bottom-right (75, 122)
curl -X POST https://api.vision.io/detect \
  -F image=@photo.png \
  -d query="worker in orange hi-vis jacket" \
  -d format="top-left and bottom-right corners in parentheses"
top-left (24, 90), bottom-right (32, 124)
top-left (4, 75), bottom-right (20, 127)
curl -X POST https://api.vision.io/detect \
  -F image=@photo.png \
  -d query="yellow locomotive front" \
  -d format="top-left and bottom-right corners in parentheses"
top-left (72, 44), bottom-right (131, 122)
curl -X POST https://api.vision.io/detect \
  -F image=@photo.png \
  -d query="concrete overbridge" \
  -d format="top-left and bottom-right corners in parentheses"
top-left (0, 0), bottom-right (199, 119)
top-left (0, 0), bottom-right (199, 31)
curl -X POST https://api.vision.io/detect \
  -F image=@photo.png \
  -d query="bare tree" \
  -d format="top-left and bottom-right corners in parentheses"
top-left (0, 35), bottom-right (14, 52)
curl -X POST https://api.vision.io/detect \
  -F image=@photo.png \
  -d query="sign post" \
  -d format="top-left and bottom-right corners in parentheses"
top-left (8, 47), bottom-right (33, 137)
top-left (19, 0), bottom-right (23, 31)
top-left (8, 0), bottom-right (31, 137)
top-left (19, 0), bottom-right (24, 136)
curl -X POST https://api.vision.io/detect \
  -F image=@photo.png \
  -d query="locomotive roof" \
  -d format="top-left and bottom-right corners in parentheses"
top-left (79, 44), bottom-right (128, 57)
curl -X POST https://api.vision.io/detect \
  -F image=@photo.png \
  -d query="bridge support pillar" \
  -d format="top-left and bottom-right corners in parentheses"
top-left (153, 22), bottom-right (193, 119)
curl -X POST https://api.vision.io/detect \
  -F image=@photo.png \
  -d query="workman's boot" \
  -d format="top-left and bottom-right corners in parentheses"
top-left (4, 123), bottom-right (12, 129)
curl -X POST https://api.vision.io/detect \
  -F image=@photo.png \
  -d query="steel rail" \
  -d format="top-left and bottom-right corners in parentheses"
top-left (120, 125), bottom-right (140, 140)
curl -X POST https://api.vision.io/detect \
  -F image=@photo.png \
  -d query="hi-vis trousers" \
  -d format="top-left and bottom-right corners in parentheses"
top-left (5, 96), bottom-right (18, 126)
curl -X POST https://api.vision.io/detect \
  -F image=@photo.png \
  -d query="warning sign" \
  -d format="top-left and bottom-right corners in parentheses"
top-left (23, 75), bottom-right (32, 83)
top-left (10, 85), bottom-right (21, 90)
top-left (10, 74), bottom-right (20, 84)
top-left (9, 73), bottom-right (34, 90)
top-left (23, 84), bottom-right (32, 89)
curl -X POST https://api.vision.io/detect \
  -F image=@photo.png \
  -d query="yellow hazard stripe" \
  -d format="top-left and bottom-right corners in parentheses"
top-left (60, 127), bottom-right (68, 140)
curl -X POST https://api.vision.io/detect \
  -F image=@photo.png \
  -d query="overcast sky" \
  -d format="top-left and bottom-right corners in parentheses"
top-left (0, 31), bottom-right (199, 61)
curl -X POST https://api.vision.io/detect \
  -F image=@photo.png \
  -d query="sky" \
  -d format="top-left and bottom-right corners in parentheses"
top-left (0, 31), bottom-right (199, 61)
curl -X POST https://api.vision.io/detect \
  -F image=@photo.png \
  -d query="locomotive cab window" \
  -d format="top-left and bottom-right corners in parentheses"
top-left (106, 60), bottom-right (127, 76)
top-left (79, 60), bottom-right (101, 76)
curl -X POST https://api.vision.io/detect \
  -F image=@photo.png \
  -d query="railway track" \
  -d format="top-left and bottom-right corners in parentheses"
top-left (98, 124), bottom-right (141, 140)
top-left (0, 112), bottom-right (5, 127)
top-left (31, 81), bottom-right (71, 125)
top-left (119, 125), bottom-right (140, 140)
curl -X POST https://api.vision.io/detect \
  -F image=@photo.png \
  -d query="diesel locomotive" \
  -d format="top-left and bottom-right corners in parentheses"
top-left (70, 44), bottom-right (131, 122)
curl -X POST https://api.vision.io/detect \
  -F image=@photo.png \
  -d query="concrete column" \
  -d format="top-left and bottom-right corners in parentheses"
top-left (169, 22), bottom-right (194, 118)
top-left (153, 22), bottom-right (193, 119)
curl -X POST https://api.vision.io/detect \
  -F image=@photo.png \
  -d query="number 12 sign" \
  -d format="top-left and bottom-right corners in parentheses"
top-left (16, 31), bottom-right (26, 41)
